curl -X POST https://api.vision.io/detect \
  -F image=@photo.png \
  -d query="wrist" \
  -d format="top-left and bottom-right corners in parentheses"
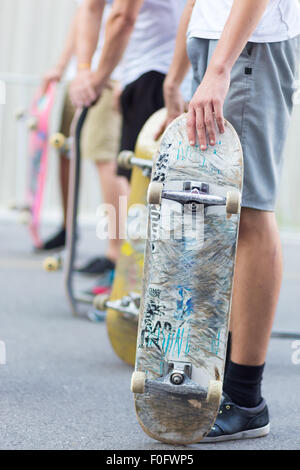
top-left (54, 63), bottom-right (65, 76)
top-left (164, 76), bottom-right (181, 94)
top-left (77, 62), bottom-right (91, 72)
top-left (93, 68), bottom-right (108, 88)
top-left (207, 59), bottom-right (231, 77)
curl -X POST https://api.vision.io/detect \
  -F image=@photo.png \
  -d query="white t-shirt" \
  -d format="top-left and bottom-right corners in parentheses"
top-left (121, 0), bottom-right (192, 100)
top-left (188, 0), bottom-right (300, 43)
top-left (65, 0), bottom-right (122, 81)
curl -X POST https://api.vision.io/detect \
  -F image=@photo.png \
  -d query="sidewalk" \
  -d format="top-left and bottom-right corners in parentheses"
top-left (0, 221), bottom-right (299, 450)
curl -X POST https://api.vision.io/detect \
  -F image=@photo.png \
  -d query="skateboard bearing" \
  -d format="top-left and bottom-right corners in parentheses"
top-left (170, 372), bottom-right (184, 385)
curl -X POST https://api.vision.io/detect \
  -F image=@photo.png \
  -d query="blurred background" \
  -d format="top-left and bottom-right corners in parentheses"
top-left (0, 0), bottom-right (299, 233)
top-left (0, 0), bottom-right (100, 228)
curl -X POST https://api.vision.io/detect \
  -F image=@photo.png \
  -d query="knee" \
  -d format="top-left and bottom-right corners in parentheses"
top-left (238, 208), bottom-right (279, 245)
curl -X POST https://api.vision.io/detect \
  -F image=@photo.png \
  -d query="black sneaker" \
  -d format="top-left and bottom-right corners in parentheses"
top-left (76, 257), bottom-right (115, 276)
top-left (40, 227), bottom-right (66, 251)
top-left (202, 393), bottom-right (270, 443)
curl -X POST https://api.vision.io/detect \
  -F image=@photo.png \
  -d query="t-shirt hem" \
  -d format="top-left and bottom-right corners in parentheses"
top-left (121, 66), bottom-right (168, 88)
top-left (187, 28), bottom-right (300, 43)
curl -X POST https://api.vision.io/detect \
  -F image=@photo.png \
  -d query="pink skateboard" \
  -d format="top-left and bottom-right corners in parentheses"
top-left (26, 82), bottom-right (56, 248)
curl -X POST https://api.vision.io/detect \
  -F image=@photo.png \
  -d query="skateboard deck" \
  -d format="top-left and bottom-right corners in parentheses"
top-left (64, 107), bottom-right (89, 316)
top-left (131, 114), bottom-right (243, 444)
top-left (94, 108), bottom-right (167, 365)
top-left (23, 82), bottom-right (56, 247)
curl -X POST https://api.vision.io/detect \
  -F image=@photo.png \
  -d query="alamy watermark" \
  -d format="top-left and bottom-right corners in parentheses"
top-left (95, 198), bottom-right (205, 245)
top-left (0, 80), bottom-right (6, 105)
top-left (0, 340), bottom-right (6, 365)
top-left (291, 340), bottom-right (300, 365)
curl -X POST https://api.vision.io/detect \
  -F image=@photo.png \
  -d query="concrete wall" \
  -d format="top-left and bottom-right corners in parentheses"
top-left (0, 0), bottom-right (299, 231)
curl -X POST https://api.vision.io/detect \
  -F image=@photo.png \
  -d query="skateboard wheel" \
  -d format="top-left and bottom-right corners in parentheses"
top-left (8, 199), bottom-right (17, 210)
top-left (117, 151), bottom-right (134, 169)
top-left (147, 182), bottom-right (163, 205)
top-left (93, 294), bottom-right (109, 311)
top-left (43, 257), bottom-right (61, 272)
top-left (49, 133), bottom-right (66, 150)
top-left (206, 380), bottom-right (222, 404)
top-left (226, 191), bottom-right (241, 215)
top-left (19, 210), bottom-right (31, 225)
top-left (131, 371), bottom-right (146, 394)
top-left (27, 117), bottom-right (38, 130)
top-left (15, 108), bottom-right (26, 120)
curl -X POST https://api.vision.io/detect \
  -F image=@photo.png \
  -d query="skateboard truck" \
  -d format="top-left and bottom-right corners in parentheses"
top-left (147, 181), bottom-right (241, 215)
top-left (131, 361), bottom-right (222, 403)
top-left (93, 291), bottom-right (140, 320)
top-left (118, 151), bottom-right (153, 178)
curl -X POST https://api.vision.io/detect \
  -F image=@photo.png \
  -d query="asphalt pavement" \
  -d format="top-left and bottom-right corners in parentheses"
top-left (0, 220), bottom-right (299, 450)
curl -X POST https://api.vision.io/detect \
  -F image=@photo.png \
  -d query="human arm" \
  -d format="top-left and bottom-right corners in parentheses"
top-left (187, 0), bottom-right (270, 148)
top-left (155, 0), bottom-right (195, 139)
top-left (70, 0), bottom-right (144, 107)
top-left (41, 6), bottom-right (80, 94)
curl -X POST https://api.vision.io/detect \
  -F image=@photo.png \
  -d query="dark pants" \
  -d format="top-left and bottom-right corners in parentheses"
top-left (118, 71), bottom-right (165, 180)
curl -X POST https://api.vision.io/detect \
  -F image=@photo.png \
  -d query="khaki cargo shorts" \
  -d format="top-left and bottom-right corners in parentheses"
top-left (60, 80), bottom-right (122, 163)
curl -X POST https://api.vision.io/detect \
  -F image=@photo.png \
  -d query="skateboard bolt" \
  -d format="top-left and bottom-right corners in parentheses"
top-left (121, 297), bottom-right (130, 307)
top-left (170, 373), bottom-right (184, 385)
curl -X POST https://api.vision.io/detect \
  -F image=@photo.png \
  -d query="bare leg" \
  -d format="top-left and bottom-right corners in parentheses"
top-left (96, 160), bottom-right (129, 262)
top-left (59, 154), bottom-right (70, 227)
top-left (230, 208), bottom-right (283, 365)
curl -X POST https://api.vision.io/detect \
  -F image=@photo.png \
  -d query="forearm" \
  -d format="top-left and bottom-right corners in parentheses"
top-left (76, 0), bottom-right (105, 68)
top-left (166, 0), bottom-right (195, 88)
top-left (95, 0), bottom-right (144, 84)
top-left (208, 0), bottom-right (270, 74)
top-left (55, 7), bottom-right (80, 71)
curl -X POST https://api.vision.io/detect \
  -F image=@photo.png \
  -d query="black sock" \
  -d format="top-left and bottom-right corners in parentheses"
top-left (224, 331), bottom-right (232, 375)
top-left (223, 360), bottom-right (265, 408)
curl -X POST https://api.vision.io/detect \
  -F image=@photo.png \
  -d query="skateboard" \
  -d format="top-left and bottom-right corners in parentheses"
top-left (64, 107), bottom-right (89, 316)
top-left (63, 106), bottom-right (114, 317)
top-left (16, 83), bottom-right (56, 247)
top-left (94, 108), bottom-right (167, 365)
top-left (131, 114), bottom-right (243, 444)
top-left (42, 132), bottom-right (72, 272)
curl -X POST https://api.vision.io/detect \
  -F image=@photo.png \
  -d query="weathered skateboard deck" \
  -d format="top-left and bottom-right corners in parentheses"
top-left (20, 83), bottom-right (56, 248)
top-left (64, 107), bottom-right (89, 316)
top-left (131, 114), bottom-right (243, 444)
top-left (94, 108), bottom-right (167, 365)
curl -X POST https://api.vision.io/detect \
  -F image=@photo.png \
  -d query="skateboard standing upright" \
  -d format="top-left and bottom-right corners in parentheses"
top-left (64, 107), bottom-right (90, 316)
top-left (94, 109), bottom-right (167, 365)
top-left (42, 132), bottom-right (72, 272)
top-left (15, 82), bottom-right (56, 248)
top-left (131, 114), bottom-right (243, 444)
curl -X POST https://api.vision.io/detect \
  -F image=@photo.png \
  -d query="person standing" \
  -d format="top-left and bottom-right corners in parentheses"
top-left (162, 0), bottom-right (300, 441)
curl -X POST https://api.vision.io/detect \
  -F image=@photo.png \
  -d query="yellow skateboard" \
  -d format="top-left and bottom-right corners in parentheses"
top-left (94, 108), bottom-right (167, 365)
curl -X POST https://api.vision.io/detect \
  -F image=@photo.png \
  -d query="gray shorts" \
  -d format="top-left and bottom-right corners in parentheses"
top-left (187, 36), bottom-right (300, 211)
